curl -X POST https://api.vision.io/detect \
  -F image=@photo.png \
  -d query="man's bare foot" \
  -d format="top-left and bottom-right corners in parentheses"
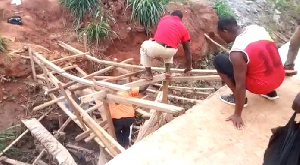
top-left (141, 72), bottom-right (153, 81)
top-left (165, 73), bottom-right (172, 80)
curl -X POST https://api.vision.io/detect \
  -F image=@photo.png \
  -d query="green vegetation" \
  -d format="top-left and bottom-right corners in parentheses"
top-left (59, 0), bottom-right (100, 27)
top-left (0, 125), bottom-right (22, 156)
top-left (80, 17), bottom-right (113, 45)
top-left (130, 0), bottom-right (166, 34)
top-left (270, 0), bottom-right (300, 18)
top-left (0, 35), bottom-right (8, 53)
top-left (213, 1), bottom-right (236, 19)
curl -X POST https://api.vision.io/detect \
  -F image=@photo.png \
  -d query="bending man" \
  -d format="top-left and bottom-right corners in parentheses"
top-left (213, 17), bottom-right (285, 129)
top-left (140, 10), bottom-right (192, 81)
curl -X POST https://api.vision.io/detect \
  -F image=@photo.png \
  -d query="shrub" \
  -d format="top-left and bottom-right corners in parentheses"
top-left (59, 0), bottom-right (100, 27)
top-left (80, 17), bottom-right (114, 45)
top-left (213, 1), bottom-right (236, 19)
top-left (130, 0), bottom-right (166, 34)
top-left (0, 35), bottom-right (8, 53)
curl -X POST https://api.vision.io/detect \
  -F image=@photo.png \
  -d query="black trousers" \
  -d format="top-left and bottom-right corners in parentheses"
top-left (213, 53), bottom-right (235, 82)
top-left (112, 117), bottom-right (134, 148)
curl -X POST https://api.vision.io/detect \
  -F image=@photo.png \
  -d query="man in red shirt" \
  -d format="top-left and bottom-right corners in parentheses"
top-left (140, 10), bottom-right (192, 81)
top-left (214, 17), bottom-right (285, 129)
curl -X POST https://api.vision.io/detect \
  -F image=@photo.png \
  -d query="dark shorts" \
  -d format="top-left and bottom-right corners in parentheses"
top-left (213, 53), bottom-right (234, 81)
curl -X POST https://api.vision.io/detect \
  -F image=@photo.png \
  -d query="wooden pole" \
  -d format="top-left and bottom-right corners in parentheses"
top-left (51, 53), bottom-right (86, 64)
top-left (204, 33), bottom-right (230, 52)
top-left (33, 96), bottom-right (65, 111)
top-left (58, 83), bottom-right (87, 131)
top-left (0, 156), bottom-right (31, 165)
top-left (46, 58), bottom-right (133, 94)
top-left (29, 46), bottom-right (37, 81)
top-left (83, 33), bottom-right (88, 53)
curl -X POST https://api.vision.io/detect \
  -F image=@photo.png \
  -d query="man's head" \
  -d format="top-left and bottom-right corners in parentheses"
top-left (171, 10), bottom-right (183, 20)
top-left (218, 17), bottom-right (239, 43)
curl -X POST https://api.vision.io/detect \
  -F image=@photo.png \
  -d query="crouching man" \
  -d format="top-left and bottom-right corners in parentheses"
top-left (214, 17), bottom-right (285, 129)
top-left (107, 85), bottom-right (149, 148)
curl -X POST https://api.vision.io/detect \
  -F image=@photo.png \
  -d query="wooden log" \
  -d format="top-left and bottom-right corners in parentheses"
top-left (59, 89), bottom-right (125, 156)
top-left (33, 96), bottom-right (65, 112)
top-left (51, 53), bottom-right (86, 64)
top-left (136, 92), bottom-right (162, 142)
top-left (32, 52), bottom-right (130, 92)
top-left (124, 74), bottom-right (165, 88)
top-left (0, 156), bottom-right (31, 165)
top-left (103, 71), bottom-right (143, 82)
top-left (46, 58), bottom-right (133, 94)
top-left (171, 75), bottom-right (221, 81)
top-left (153, 84), bottom-right (215, 91)
top-left (58, 83), bottom-right (87, 131)
top-left (0, 110), bottom-right (52, 157)
top-left (29, 46), bottom-right (37, 81)
top-left (105, 94), bottom-right (183, 114)
top-left (75, 130), bottom-right (91, 142)
top-left (22, 118), bottom-right (77, 165)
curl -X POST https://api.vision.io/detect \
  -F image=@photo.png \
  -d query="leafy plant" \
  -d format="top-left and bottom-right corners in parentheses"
top-left (59, 0), bottom-right (100, 27)
top-left (80, 17), bottom-right (115, 44)
top-left (213, 1), bottom-right (236, 19)
top-left (130, 0), bottom-right (166, 34)
top-left (0, 35), bottom-right (8, 53)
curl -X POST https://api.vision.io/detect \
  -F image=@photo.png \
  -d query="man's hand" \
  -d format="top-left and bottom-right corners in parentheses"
top-left (292, 92), bottom-right (300, 113)
top-left (226, 114), bottom-right (244, 130)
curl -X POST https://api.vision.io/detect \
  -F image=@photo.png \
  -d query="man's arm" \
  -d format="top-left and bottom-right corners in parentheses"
top-left (182, 42), bottom-right (192, 73)
top-left (228, 51), bottom-right (247, 129)
top-left (292, 92), bottom-right (300, 113)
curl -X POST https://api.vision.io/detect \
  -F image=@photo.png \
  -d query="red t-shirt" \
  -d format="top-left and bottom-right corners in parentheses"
top-left (153, 15), bottom-right (190, 48)
top-left (231, 25), bottom-right (284, 94)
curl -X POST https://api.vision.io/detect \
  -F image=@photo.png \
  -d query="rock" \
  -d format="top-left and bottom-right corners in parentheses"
top-left (273, 14), bottom-right (281, 25)
top-left (0, 54), bottom-right (31, 77)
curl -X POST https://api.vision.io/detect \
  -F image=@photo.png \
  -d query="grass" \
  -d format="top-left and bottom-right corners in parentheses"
top-left (59, 0), bottom-right (100, 27)
top-left (213, 1), bottom-right (236, 19)
top-left (0, 125), bottom-right (22, 156)
top-left (130, 0), bottom-right (166, 34)
top-left (0, 35), bottom-right (8, 53)
top-left (80, 17), bottom-right (115, 45)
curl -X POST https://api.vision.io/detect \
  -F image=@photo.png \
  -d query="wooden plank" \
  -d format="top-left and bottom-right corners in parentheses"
top-left (106, 94), bottom-right (183, 114)
top-left (103, 71), bottom-right (143, 82)
top-left (103, 102), bottom-right (116, 139)
top-left (0, 156), bottom-right (31, 165)
top-left (171, 75), bottom-right (221, 81)
top-left (51, 53), bottom-right (86, 64)
top-left (60, 89), bottom-right (125, 156)
top-left (22, 118), bottom-right (77, 165)
top-left (46, 58), bottom-right (133, 94)
top-left (75, 130), bottom-right (91, 142)
top-left (80, 90), bottom-right (107, 104)
top-left (33, 96), bottom-right (65, 111)
top-left (124, 74), bottom-right (165, 88)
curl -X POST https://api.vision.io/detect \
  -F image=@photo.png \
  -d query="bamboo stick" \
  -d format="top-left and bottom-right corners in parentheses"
top-left (57, 41), bottom-right (217, 74)
top-left (153, 84), bottom-right (215, 91)
top-left (171, 75), bottom-right (221, 81)
top-left (103, 71), bottom-right (143, 82)
top-left (124, 74), bottom-right (165, 88)
top-left (33, 96), bottom-right (65, 111)
top-left (0, 156), bottom-right (31, 165)
top-left (46, 58), bottom-right (133, 94)
top-left (51, 53), bottom-right (86, 64)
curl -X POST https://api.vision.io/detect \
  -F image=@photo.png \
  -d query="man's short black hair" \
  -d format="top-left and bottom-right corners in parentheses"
top-left (171, 10), bottom-right (183, 19)
top-left (218, 17), bottom-right (238, 32)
